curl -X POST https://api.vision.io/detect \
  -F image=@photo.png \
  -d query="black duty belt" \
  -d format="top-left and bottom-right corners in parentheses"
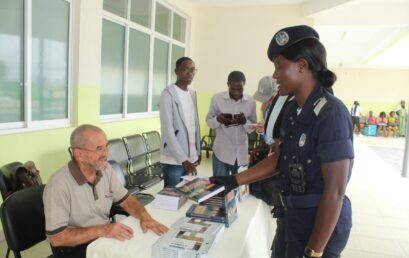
top-left (279, 193), bottom-right (321, 209)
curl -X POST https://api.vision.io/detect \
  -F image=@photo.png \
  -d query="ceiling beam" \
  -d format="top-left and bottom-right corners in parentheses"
top-left (302, 0), bottom-right (352, 16)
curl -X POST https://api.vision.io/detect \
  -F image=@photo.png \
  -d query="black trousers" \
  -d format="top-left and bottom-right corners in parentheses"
top-left (52, 243), bottom-right (89, 258)
top-left (271, 219), bottom-right (351, 258)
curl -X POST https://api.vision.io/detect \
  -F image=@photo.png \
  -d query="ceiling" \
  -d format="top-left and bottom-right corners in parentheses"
top-left (188, 0), bottom-right (409, 69)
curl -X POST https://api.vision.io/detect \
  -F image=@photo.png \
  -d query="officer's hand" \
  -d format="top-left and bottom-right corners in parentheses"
top-left (182, 160), bottom-right (197, 176)
top-left (209, 175), bottom-right (238, 193)
top-left (235, 112), bottom-right (247, 125)
top-left (217, 113), bottom-right (233, 126)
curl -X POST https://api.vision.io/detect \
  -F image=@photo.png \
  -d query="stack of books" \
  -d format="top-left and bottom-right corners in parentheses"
top-left (151, 217), bottom-right (225, 258)
top-left (154, 187), bottom-right (188, 211)
top-left (185, 190), bottom-right (238, 227)
top-left (175, 178), bottom-right (225, 203)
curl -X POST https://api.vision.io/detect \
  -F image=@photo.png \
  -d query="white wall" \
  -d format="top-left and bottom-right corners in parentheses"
top-left (192, 5), bottom-right (312, 95)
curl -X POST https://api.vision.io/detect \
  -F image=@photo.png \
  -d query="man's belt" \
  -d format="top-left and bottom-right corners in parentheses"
top-left (279, 193), bottom-right (321, 209)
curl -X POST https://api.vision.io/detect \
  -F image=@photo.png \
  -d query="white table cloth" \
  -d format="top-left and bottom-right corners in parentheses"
top-left (87, 183), bottom-right (275, 258)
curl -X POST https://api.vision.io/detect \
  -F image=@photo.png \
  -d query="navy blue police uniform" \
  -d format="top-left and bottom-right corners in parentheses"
top-left (271, 84), bottom-right (354, 258)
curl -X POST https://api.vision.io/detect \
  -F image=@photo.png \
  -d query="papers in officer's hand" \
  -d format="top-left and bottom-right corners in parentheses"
top-left (152, 217), bottom-right (225, 258)
top-left (179, 174), bottom-right (209, 184)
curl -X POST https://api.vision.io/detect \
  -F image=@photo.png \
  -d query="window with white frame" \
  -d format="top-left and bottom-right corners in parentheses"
top-left (101, 0), bottom-right (188, 118)
top-left (0, 0), bottom-right (71, 131)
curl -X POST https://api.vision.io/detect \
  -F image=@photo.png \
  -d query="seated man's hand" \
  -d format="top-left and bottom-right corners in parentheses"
top-left (104, 222), bottom-right (134, 241)
top-left (234, 112), bottom-right (247, 125)
top-left (217, 113), bottom-right (233, 126)
top-left (182, 160), bottom-right (197, 176)
top-left (209, 175), bottom-right (238, 193)
top-left (139, 213), bottom-right (168, 235)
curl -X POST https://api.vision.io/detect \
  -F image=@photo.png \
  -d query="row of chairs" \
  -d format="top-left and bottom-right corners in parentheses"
top-left (200, 129), bottom-right (262, 158)
top-left (107, 131), bottom-right (163, 192)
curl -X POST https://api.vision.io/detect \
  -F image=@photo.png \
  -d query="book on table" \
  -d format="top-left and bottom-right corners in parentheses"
top-left (151, 217), bottom-right (225, 258)
top-left (175, 178), bottom-right (225, 203)
top-left (186, 190), bottom-right (238, 227)
top-left (154, 187), bottom-right (188, 211)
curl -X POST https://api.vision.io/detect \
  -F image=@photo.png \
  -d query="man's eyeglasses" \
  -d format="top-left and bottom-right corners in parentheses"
top-left (180, 67), bottom-right (198, 75)
top-left (74, 143), bottom-right (109, 154)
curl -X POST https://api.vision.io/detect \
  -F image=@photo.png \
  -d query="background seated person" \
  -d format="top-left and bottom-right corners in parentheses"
top-left (43, 124), bottom-right (168, 258)
top-left (376, 111), bottom-right (388, 137)
top-left (387, 111), bottom-right (399, 137)
top-left (366, 110), bottom-right (377, 125)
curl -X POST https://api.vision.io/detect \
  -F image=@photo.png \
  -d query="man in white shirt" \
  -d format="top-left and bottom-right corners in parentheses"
top-left (206, 71), bottom-right (257, 176)
top-left (159, 57), bottom-right (201, 187)
top-left (350, 100), bottom-right (362, 134)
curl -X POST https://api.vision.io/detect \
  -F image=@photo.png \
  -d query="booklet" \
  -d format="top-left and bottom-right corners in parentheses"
top-left (152, 217), bottom-right (225, 258)
top-left (186, 190), bottom-right (238, 227)
top-left (154, 187), bottom-right (188, 211)
top-left (175, 178), bottom-right (225, 203)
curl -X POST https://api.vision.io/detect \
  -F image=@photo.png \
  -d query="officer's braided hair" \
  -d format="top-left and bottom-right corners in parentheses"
top-left (280, 38), bottom-right (337, 89)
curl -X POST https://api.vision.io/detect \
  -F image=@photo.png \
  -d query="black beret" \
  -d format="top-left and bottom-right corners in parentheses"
top-left (267, 25), bottom-right (319, 62)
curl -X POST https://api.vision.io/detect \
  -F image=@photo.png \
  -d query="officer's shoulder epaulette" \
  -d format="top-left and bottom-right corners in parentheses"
top-left (313, 97), bottom-right (331, 116)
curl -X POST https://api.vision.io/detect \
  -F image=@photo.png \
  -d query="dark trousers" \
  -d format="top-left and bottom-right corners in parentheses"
top-left (53, 243), bottom-right (89, 258)
top-left (271, 219), bottom-right (350, 258)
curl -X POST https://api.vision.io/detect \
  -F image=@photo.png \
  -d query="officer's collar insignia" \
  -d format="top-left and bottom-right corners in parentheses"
top-left (299, 133), bottom-right (307, 147)
top-left (313, 97), bottom-right (328, 116)
top-left (275, 31), bottom-right (289, 46)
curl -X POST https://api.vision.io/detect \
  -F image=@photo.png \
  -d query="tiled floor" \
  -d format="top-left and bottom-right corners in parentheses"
top-left (1, 136), bottom-right (409, 257)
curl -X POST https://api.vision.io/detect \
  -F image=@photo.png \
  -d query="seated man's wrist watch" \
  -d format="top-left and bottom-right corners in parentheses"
top-left (304, 246), bottom-right (323, 258)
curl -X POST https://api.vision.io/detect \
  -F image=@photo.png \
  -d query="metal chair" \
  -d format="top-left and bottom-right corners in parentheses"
top-left (142, 131), bottom-right (162, 167)
top-left (200, 128), bottom-right (216, 158)
top-left (109, 161), bottom-right (154, 217)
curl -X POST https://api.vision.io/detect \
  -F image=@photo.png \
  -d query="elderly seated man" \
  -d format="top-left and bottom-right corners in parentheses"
top-left (43, 124), bottom-right (168, 258)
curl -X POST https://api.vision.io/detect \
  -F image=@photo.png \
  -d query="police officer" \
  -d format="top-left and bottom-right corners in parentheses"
top-left (210, 25), bottom-right (354, 258)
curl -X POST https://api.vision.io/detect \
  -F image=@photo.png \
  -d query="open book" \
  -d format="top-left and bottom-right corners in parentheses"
top-left (175, 178), bottom-right (225, 203)
top-left (152, 217), bottom-right (225, 258)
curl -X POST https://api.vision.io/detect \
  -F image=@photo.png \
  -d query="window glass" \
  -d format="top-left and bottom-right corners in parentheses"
top-left (170, 45), bottom-right (185, 83)
top-left (31, 0), bottom-right (69, 120)
top-left (127, 29), bottom-right (150, 113)
top-left (0, 0), bottom-right (24, 123)
top-left (155, 3), bottom-right (170, 36)
top-left (103, 0), bottom-right (127, 18)
top-left (101, 20), bottom-right (125, 115)
top-left (152, 39), bottom-right (168, 111)
top-left (172, 13), bottom-right (186, 43)
top-left (130, 0), bottom-right (151, 28)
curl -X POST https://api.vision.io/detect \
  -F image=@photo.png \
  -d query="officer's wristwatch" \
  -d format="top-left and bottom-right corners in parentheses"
top-left (304, 246), bottom-right (323, 258)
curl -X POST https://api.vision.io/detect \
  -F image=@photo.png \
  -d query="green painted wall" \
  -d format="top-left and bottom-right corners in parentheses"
top-left (0, 84), bottom-right (161, 203)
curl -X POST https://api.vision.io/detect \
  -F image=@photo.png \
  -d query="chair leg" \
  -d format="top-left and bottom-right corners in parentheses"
top-left (6, 247), bottom-right (10, 258)
top-left (206, 150), bottom-right (210, 159)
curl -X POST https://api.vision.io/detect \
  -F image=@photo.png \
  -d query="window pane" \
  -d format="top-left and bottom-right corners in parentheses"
top-left (172, 13), bottom-right (186, 42)
top-left (103, 0), bottom-right (127, 18)
top-left (127, 29), bottom-right (149, 113)
top-left (130, 0), bottom-right (151, 28)
top-left (170, 45), bottom-right (185, 83)
top-left (155, 3), bottom-right (170, 36)
top-left (152, 39), bottom-right (168, 111)
top-left (32, 0), bottom-right (69, 121)
top-left (0, 0), bottom-right (24, 123)
top-left (101, 20), bottom-right (125, 115)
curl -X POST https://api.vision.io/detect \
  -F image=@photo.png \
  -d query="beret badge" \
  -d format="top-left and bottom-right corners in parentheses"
top-left (275, 31), bottom-right (289, 46)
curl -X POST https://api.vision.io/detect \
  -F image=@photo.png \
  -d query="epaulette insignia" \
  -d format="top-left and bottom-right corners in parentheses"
top-left (313, 97), bottom-right (328, 116)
